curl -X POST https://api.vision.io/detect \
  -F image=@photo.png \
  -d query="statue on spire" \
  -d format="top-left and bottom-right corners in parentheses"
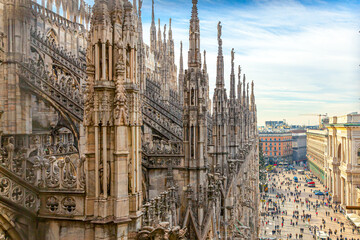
top-left (217, 21), bottom-right (222, 42)
top-left (164, 24), bottom-right (166, 41)
top-left (231, 48), bottom-right (235, 65)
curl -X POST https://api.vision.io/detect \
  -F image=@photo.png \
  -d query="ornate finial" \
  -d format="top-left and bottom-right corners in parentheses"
top-left (203, 50), bottom-right (207, 70)
top-left (169, 18), bottom-right (172, 29)
top-left (138, 0), bottom-right (143, 16)
top-left (230, 48), bottom-right (235, 99)
top-left (163, 24), bottom-right (166, 41)
top-left (191, 0), bottom-right (198, 20)
top-left (151, 0), bottom-right (155, 22)
top-left (238, 65), bottom-right (241, 79)
top-left (180, 41), bottom-right (183, 71)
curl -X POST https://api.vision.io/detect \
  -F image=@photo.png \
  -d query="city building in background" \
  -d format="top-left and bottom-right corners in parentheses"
top-left (259, 132), bottom-right (292, 165)
top-left (306, 129), bottom-right (328, 184)
top-left (292, 130), bottom-right (307, 164)
top-left (325, 113), bottom-right (360, 211)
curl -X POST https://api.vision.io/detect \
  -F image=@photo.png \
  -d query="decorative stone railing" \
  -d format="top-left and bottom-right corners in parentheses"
top-left (142, 140), bottom-right (183, 168)
top-left (143, 157), bottom-right (182, 169)
top-left (0, 145), bottom-right (85, 191)
top-left (18, 59), bottom-right (84, 121)
top-left (142, 140), bottom-right (183, 156)
top-left (30, 27), bottom-right (86, 77)
top-left (31, 2), bottom-right (86, 33)
top-left (142, 186), bottom-right (179, 228)
top-left (0, 171), bottom-right (39, 214)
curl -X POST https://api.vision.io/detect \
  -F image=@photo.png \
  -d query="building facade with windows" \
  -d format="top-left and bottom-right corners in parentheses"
top-left (325, 113), bottom-right (360, 211)
top-left (306, 129), bottom-right (328, 183)
top-left (259, 132), bottom-right (292, 164)
top-left (292, 130), bottom-right (307, 164)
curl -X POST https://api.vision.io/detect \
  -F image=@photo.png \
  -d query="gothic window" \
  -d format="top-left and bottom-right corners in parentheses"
top-left (338, 144), bottom-right (342, 162)
top-left (98, 42), bottom-right (103, 79)
top-left (357, 148), bottom-right (360, 165)
top-left (126, 46), bottom-right (131, 80)
top-left (191, 88), bottom-right (195, 105)
top-left (191, 126), bottom-right (194, 158)
top-left (46, 29), bottom-right (58, 44)
top-left (106, 42), bottom-right (110, 80)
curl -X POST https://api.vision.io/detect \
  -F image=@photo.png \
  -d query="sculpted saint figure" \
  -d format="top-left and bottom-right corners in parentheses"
top-left (231, 48), bottom-right (235, 64)
top-left (217, 21), bottom-right (222, 41)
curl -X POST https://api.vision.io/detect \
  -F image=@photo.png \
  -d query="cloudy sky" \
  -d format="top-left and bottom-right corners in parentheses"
top-left (87, 0), bottom-right (360, 126)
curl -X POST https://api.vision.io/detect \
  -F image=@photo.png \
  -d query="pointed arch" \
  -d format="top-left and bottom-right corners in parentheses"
top-left (46, 28), bottom-right (58, 44)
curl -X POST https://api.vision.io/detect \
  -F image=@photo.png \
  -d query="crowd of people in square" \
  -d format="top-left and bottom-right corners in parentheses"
top-left (260, 167), bottom-right (360, 240)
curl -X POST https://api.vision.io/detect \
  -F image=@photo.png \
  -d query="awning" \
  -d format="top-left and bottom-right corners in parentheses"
top-left (346, 213), bottom-right (360, 227)
top-left (353, 220), bottom-right (360, 228)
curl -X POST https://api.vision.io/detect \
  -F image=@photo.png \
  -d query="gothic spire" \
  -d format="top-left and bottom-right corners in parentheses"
top-left (179, 41), bottom-right (183, 74)
top-left (247, 82), bottom-right (250, 108)
top-left (151, 0), bottom-right (155, 24)
top-left (91, 0), bottom-right (110, 28)
top-left (188, 0), bottom-right (201, 68)
top-left (251, 80), bottom-right (255, 110)
top-left (150, 0), bottom-right (156, 52)
top-left (178, 41), bottom-right (184, 103)
top-left (237, 65), bottom-right (241, 103)
top-left (230, 48), bottom-right (235, 100)
top-left (168, 18), bottom-right (175, 63)
top-left (157, 18), bottom-right (162, 53)
top-left (216, 21), bottom-right (224, 88)
top-left (132, 0), bottom-right (137, 14)
top-left (168, 18), bottom-right (172, 40)
top-left (242, 74), bottom-right (246, 107)
top-left (203, 50), bottom-right (207, 72)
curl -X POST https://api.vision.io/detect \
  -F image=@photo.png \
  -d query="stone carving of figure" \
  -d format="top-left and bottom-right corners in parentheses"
top-left (217, 21), bottom-right (222, 41)
top-left (231, 48), bottom-right (235, 64)
top-left (128, 160), bottom-right (133, 193)
top-left (99, 161), bottom-right (104, 195)
top-left (86, 44), bottom-right (92, 64)
top-left (6, 137), bottom-right (15, 162)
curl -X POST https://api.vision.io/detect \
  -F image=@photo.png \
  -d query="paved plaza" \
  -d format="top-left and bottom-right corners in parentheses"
top-left (259, 168), bottom-right (360, 240)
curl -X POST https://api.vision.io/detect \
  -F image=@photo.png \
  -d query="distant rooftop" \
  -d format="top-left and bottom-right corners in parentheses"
top-left (307, 129), bottom-right (328, 136)
top-left (327, 112), bottom-right (360, 126)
